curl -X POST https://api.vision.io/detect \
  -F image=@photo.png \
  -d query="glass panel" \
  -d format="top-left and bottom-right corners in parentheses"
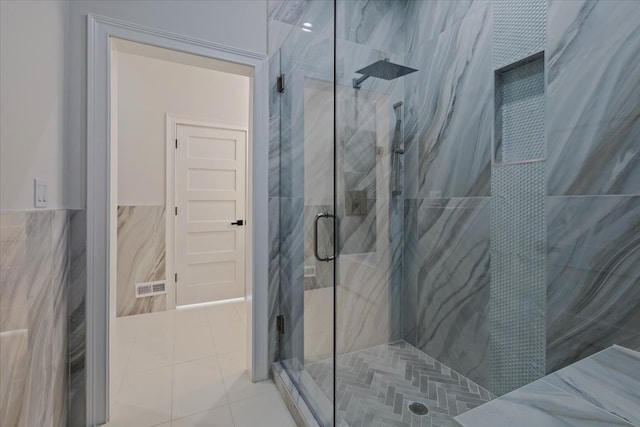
top-left (276, 1), bottom-right (335, 425)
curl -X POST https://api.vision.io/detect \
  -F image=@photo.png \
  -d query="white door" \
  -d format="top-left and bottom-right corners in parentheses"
top-left (175, 123), bottom-right (246, 305)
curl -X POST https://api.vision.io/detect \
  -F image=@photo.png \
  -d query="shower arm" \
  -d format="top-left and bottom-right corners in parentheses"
top-left (353, 74), bottom-right (371, 90)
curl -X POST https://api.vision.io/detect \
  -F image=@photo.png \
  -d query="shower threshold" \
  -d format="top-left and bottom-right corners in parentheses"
top-left (300, 340), bottom-right (495, 427)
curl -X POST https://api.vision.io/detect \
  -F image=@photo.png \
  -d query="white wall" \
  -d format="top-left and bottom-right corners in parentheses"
top-left (67, 0), bottom-right (268, 209)
top-left (0, 0), bottom-right (69, 211)
top-left (116, 48), bottom-right (251, 205)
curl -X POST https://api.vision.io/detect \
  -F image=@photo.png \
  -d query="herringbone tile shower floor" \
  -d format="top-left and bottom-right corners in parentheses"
top-left (306, 341), bottom-right (494, 427)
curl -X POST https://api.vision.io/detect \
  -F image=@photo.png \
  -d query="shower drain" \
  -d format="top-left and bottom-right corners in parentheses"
top-left (408, 402), bottom-right (429, 416)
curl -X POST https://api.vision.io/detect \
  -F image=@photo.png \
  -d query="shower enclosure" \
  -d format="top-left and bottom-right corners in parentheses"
top-left (268, 0), bottom-right (640, 425)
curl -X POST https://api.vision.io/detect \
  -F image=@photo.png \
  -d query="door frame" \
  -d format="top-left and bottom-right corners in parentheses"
top-left (167, 117), bottom-right (250, 309)
top-left (87, 14), bottom-right (269, 425)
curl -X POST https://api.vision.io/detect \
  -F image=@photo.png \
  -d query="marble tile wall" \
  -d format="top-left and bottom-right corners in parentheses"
top-left (0, 210), bottom-right (72, 427)
top-left (546, 0), bottom-right (640, 196)
top-left (268, 0), bottom-right (640, 405)
top-left (68, 210), bottom-right (86, 427)
top-left (543, 0), bottom-right (640, 371)
top-left (403, 0), bottom-right (640, 396)
top-left (116, 206), bottom-right (166, 317)
top-left (402, 0), bottom-right (495, 391)
top-left (546, 196), bottom-right (640, 372)
top-left (411, 198), bottom-right (491, 388)
top-left (404, 0), bottom-right (492, 200)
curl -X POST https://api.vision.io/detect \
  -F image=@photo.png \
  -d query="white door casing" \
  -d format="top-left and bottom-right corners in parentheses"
top-left (88, 15), bottom-right (269, 424)
top-left (175, 124), bottom-right (247, 305)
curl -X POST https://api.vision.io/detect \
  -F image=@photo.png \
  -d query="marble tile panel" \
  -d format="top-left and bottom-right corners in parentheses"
top-left (546, 0), bottom-right (640, 196)
top-left (116, 206), bottom-right (166, 317)
top-left (336, 254), bottom-right (391, 355)
top-left (405, 0), bottom-right (489, 48)
top-left (388, 196), bottom-right (404, 343)
top-left (405, 5), bottom-right (492, 198)
top-left (278, 197), bottom-right (305, 363)
top-left (455, 378), bottom-right (633, 427)
top-left (25, 211), bottom-right (54, 427)
top-left (0, 329), bottom-right (28, 427)
top-left (545, 345), bottom-right (640, 426)
top-left (303, 78), bottom-right (334, 207)
top-left (415, 197), bottom-right (491, 389)
top-left (268, 197), bottom-right (281, 366)
top-left (68, 209), bottom-right (87, 427)
top-left (401, 199), bottom-right (418, 346)
top-left (269, 50), bottom-right (281, 198)
top-left (546, 196), bottom-right (640, 372)
top-left (0, 212), bottom-right (27, 333)
top-left (268, 0), bottom-right (310, 25)
top-left (52, 210), bottom-right (69, 427)
top-left (339, 0), bottom-right (407, 54)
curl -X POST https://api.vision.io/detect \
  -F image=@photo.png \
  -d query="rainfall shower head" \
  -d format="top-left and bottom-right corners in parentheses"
top-left (353, 58), bottom-right (418, 89)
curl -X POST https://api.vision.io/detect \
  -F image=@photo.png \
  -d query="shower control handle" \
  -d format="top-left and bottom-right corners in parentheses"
top-left (314, 212), bottom-right (336, 262)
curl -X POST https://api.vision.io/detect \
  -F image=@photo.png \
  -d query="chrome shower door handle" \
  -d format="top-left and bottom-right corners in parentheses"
top-left (314, 212), bottom-right (336, 262)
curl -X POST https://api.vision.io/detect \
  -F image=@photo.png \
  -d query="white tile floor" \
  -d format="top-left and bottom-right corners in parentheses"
top-left (105, 299), bottom-right (296, 427)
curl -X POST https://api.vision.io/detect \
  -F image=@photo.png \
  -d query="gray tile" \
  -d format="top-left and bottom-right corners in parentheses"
top-left (545, 346), bottom-right (640, 426)
top-left (456, 377), bottom-right (633, 426)
top-left (307, 341), bottom-right (493, 427)
top-left (546, 196), bottom-right (640, 372)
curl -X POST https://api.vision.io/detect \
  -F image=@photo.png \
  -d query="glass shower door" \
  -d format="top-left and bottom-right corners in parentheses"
top-left (276, 1), bottom-right (335, 424)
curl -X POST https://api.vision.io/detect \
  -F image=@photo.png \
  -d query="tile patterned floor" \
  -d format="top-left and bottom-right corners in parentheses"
top-left (105, 299), bottom-right (295, 427)
top-left (306, 341), bottom-right (495, 427)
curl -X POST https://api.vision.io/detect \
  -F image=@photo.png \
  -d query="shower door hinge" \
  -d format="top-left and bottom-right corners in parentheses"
top-left (175, 206), bottom-right (178, 216)
top-left (276, 315), bottom-right (285, 334)
top-left (277, 74), bottom-right (285, 93)
top-left (174, 273), bottom-right (177, 283)
top-left (175, 138), bottom-right (178, 149)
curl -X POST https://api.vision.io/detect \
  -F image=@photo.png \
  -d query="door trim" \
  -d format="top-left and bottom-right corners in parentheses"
top-left (167, 117), bottom-right (250, 309)
top-left (87, 14), bottom-right (269, 425)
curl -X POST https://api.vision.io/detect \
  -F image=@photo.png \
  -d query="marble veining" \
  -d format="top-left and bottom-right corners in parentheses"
top-left (546, 196), bottom-right (640, 372)
top-left (68, 210), bottom-right (87, 426)
top-left (339, 0), bottom-right (407, 54)
top-left (456, 346), bottom-right (640, 427)
top-left (456, 377), bottom-right (633, 427)
top-left (546, 345), bottom-right (640, 425)
top-left (278, 197), bottom-right (305, 363)
top-left (414, 197), bottom-right (491, 389)
top-left (25, 211), bottom-right (54, 426)
top-left (546, 0), bottom-right (640, 196)
top-left (116, 205), bottom-right (166, 317)
top-left (268, 197), bottom-right (281, 367)
top-left (405, 2), bottom-right (492, 198)
top-left (0, 210), bottom-right (71, 427)
top-left (52, 211), bottom-right (69, 427)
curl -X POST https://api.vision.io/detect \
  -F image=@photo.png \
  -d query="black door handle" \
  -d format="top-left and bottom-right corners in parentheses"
top-left (231, 220), bottom-right (244, 226)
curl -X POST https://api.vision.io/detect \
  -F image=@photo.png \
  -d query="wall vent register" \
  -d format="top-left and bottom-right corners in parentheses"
top-left (135, 280), bottom-right (167, 298)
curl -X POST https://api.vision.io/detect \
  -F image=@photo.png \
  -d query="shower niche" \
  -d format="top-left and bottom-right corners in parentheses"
top-left (493, 52), bottom-right (545, 164)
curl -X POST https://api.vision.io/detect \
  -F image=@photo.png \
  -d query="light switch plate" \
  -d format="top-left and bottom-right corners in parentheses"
top-left (34, 179), bottom-right (47, 208)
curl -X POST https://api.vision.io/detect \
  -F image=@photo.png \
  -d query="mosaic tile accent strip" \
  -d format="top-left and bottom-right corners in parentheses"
top-left (306, 341), bottom-right (494, 426)
top-left (490, 161), bottom-right (546, 395)
top-left (493, 0), bottom-right (547, 70)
